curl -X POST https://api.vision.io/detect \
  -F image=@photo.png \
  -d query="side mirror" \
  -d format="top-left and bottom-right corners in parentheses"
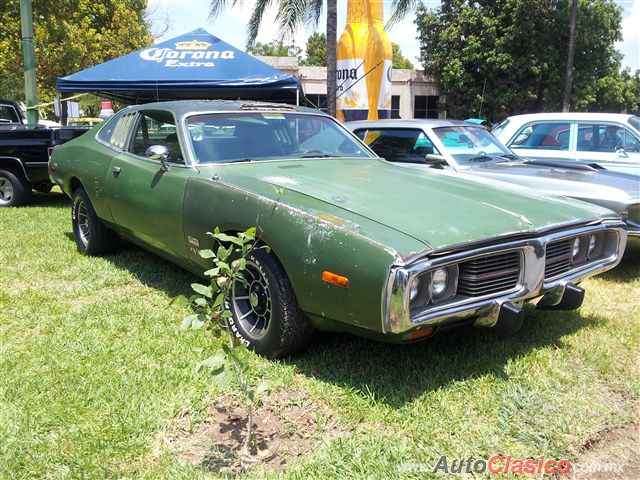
top-left (146, 145), bottom-right (170, 171)
top-left (424, 154), bottom-right (447, 168)
top-left (615, 146), bottom-right (628, 158)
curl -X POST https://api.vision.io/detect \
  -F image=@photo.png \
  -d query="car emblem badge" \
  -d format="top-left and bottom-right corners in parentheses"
top-left (187, 235), bottom-right (200, 247)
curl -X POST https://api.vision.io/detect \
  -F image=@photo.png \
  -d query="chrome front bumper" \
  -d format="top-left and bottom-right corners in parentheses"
top-left (382, 222), bottom-right (627, 335)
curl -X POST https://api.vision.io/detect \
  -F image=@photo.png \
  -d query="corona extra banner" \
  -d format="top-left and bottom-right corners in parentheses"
top-left (336, 0), bottom-right (393, 121)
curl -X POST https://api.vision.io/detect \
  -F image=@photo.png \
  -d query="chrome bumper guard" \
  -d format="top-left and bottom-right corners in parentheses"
top-left (382, 221), bottom-right (627, 335)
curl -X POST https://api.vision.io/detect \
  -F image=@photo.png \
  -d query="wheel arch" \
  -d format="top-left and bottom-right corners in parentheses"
top-left (0, 156), bottom-right (29, 180)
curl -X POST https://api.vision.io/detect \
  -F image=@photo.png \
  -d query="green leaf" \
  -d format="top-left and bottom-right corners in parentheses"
top-left (211, 367), bottom-right (234, 390)
top-left (214, 232), bottom-right (243, 245)
top-left (196, 353), bottom-right (226, 373)
top-left (193, 297), bottom-right (208, 307)
top-left (213, 293), bottom-right (225, 308)
top-left (203, 267), bottom-right (220, 277)
top-left (244, 227), bottom-right (257, 238)
top-left (191, 283), bottom-right (212, 298)
top-left (183, 313), bottom-right (207, 330)
top-left (180, 316), bottom-right (194, 330)
top-left (246, 389), bottom-right (255, 404)
top-left (255, 380), bottom-right (271, 396)
top-left (221, 310), bottom-right (233, 318)
top-left (199, 249), bottom-right (215, 259)
top-left (170, 295), bottom-right (190, 308)
top-left (217, 246), bottom-right (231, 261)
top-left (232, 258), bottom-right (246, 270)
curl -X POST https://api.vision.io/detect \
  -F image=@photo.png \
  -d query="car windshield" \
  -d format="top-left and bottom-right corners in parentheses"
top-left (432, 126), bottom-right (513, 165)
top-left (185, 112), bottom-right (372, 164)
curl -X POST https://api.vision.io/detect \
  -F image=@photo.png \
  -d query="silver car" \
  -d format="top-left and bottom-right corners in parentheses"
top-left (347, 119), bottom-right (640, 237)
top-left (492, 113), bottom-right (640, 175)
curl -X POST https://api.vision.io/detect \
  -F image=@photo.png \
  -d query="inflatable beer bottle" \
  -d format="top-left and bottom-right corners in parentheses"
top-left (336, 0), bottom-right (393, 121)
top-left (370, 0), bottom-right (393, 119)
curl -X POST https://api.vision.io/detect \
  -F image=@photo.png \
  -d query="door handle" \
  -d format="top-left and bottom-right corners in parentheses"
top-left (112, 166), bottom-right (121, 177)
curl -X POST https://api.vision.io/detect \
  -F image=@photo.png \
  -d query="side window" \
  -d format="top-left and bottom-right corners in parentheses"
top-left (129, 111), bottom-right (183, 164)
top-left (597, 125), bottom-right (624, 152)
top-left (354, 128), bottom-right (439, 162)
top-left (510, 122), bottom-right (571, 150)
top-left (576, 124), bottom-right (599, 152)
top-left (0, 104), bottom-right (20, 123)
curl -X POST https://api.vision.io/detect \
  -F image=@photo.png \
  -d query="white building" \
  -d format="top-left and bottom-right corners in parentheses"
top-left (258, 56), bottom-right (444, 119)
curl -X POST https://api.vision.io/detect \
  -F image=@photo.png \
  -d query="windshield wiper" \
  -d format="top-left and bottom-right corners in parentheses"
top-left (499, 153), bottom-right (519, 161)
top-left (468, 155), bottom-right (494, 162)
top-left (228, 158), bottom-right (255, 163)
top-left (300, 153), bottom-right (336, 158)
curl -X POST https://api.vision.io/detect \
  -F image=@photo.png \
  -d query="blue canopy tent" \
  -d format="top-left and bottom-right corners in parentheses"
top-left (56, 29), bottom-right (302, 104)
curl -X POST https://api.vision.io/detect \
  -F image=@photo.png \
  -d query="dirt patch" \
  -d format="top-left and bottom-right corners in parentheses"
top-left (162, 390), bottom-right (345, 475)
top-left (572, 423), bottom-right (639, 479)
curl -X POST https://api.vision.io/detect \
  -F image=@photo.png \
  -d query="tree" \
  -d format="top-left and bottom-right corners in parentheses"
top-left (209, 0), bottom-right (415, 117)
top-left (300, 32), bottom-right (327, 66)
top-left (415, 0), bottom-right (628, 120)
top-left (246, 40), bottom-right (301, 58)
top-left (392, 42), bottom-right (413, 69)
top-left (0, 0), bottom-right (153, 117)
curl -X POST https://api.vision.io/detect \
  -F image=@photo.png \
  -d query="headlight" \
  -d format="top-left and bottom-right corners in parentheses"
top-left (572, 237), bottom-right (581, 259)
top-left (409, 277), bottom-right (420, 302)
top-left (431, 268), bottom-right (448, 298)
top-left (588, 234), bottom-right (597, 257)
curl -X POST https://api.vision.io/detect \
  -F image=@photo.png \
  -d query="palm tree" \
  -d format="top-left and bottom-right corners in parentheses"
top-left (209, 0), bottom-right (417, 117)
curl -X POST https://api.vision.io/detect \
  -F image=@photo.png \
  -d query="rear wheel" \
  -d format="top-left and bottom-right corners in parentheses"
top-left (0, 169), bottom-right (31, 207)
top-left (228, 249), bottom-right (314, 358)
top-left (71, 187), bottom-right (120, 255)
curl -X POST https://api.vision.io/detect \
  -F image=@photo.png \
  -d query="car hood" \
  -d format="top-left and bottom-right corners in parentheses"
top-left (463, 160), bottom-right (640, 207)
top-left (213, 158), bottom-right (614, 253)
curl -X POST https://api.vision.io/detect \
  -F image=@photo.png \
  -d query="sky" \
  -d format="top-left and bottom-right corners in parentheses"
top-left (147, 0), bottom-right (640, 71)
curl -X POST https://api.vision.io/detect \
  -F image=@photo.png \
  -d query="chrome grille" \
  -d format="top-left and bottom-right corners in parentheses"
top-left (545, 238), bottom-right (573, 279)
top-left (457, 251), bottom-right (521, 297)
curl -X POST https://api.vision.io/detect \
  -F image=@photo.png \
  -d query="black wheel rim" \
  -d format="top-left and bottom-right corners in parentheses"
top-left (231, 260), bottom-right (272, 340)
top-left (76, 199), bottom-right (90, 245)
top-left (0, 176), bottom-right (14, 205)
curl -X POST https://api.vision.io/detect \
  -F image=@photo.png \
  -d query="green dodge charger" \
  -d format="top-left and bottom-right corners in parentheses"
top-left (49, 101), bottom-right (627, 357)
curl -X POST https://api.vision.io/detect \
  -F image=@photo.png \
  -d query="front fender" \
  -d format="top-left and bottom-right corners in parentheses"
top-left (182, 176), bottom-right (402, 333)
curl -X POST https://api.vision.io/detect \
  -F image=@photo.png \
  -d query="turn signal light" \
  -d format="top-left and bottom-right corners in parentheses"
top-left (408, 327), bottom-right (435, 341)
top-left (322, 271), bottom-right (349, 288)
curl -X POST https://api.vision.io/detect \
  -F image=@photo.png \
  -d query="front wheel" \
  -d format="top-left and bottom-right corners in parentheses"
top-left (228, 249), bottom-right (314, 358)
top-left (71, 187), bottom-right (120, 255)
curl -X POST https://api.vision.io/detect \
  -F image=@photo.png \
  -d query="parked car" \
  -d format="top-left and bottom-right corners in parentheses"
top-left (347, 119), bottom-right (640, 238)
top-left (492, 113), bottom-right (640, 175)
top-left (50, 101), bottom-right (627, 357)
top-left (0, 99), bottom-right (89, 206)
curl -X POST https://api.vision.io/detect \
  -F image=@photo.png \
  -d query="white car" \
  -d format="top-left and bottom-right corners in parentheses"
top-left (493, 113), bottom-right (640, 175)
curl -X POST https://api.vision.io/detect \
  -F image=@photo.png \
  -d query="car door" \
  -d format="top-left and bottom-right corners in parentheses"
top-left (105, 109), bottom-right (196, 259)
top-left (573, 121), bottom-right (640, 174)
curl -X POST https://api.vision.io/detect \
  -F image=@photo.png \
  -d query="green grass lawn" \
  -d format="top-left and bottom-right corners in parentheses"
top-left (1, 190), bottom-right (638, 479)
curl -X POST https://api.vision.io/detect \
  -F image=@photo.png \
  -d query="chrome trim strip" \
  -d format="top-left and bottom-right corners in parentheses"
top-left (382, 221), bottom-right (627, 334)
